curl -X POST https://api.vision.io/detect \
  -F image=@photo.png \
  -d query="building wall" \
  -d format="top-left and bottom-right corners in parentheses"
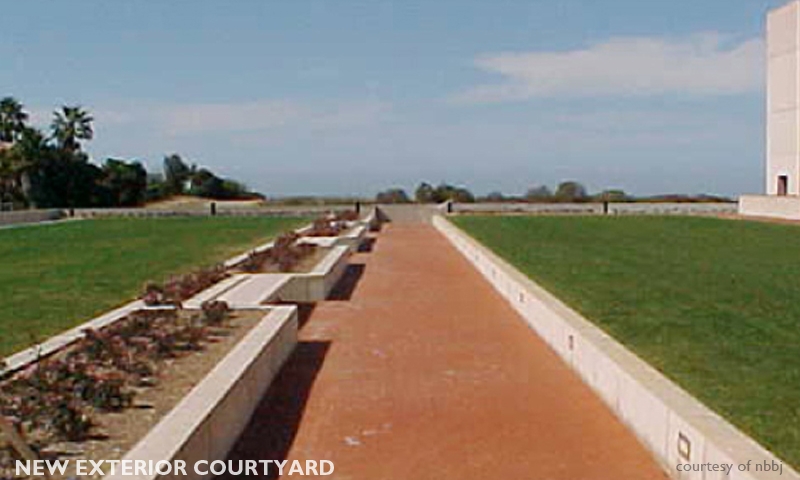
top-left (767, 1), bottom-right (800, 195)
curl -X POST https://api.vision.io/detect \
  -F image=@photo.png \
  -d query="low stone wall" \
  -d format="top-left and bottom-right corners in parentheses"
top-left (73, 205), bottom-right (353, 219)
top-left (0, 209), bottom-right (64, 227)
top-left (739, 194), bottom-right (800, 220)
top-left (375, 204), bottom-right (438, 223)
top-left (433, 215), bottom-right (798, 480)
top-left (453, 202), bottom-right (737, 216)
top-left (105, 306), bottom-right (298, 480)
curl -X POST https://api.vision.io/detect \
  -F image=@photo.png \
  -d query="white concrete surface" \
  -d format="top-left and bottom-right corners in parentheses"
top-left (105, 306), bottom-right (298, 480)
top-left (183, 275), bottom-right (291, 309)
top-left (739, 194), bottom-right (800, 219)
top-left (363, 207), bottom-right (381, 231)
top-left (193, 245), bottom-right (350, 306)
top-left (278, 245), bottom-right (350, 302)
top-left (298, 224), bottom-right (367, 252)
top-left (298, 236), bottom-right (339, 248)
top-left (433, 215), bottom-right (798, 480)
top-left (767, 1), bottom-right (800, 195)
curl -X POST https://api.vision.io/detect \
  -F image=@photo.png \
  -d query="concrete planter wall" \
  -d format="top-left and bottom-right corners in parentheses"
top-left (189, 245), bottom-right (351, 308)
top-left (433, 215), bottom-right (798, 480)
top-left (299, 224), bottom-right (367, 253)
top-left (106, 306), bottom-right (298, 480)
top-left (338, 224), bottom-right (367, 251)
top-left (739, 194), bottom-right (800, 220)
top-left (2, 305), bottom-right (298, 480)
top-left (363, 207), bottom-right (381, 231)
top-left (277, 245), bottom-right (350, 302)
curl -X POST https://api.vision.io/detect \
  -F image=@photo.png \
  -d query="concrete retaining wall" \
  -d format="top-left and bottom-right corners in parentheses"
top-left (739, 194), bottom-right (800, 220)
top-left (0, 209), bottom-right (64, 227)
top-left (106, 306), bottom-right (298, 480)
top-left (376, 204), bottom-right (438, 223)
top-left (189, 245), bottom-right (350, 307)
top-left (279, 245), bottom-right (350, 302)
top-left (363, 207), bottom-right (381, 231)
top-left (433, 215), bottom-right (798, 480)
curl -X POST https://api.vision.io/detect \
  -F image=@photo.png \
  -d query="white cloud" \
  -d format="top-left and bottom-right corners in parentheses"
top-left (451, 33), bottom-right (764, 103)
top-left (160, 101), bottom-right (304, 135)
top-left (50, 99), bottom-right (391, 138)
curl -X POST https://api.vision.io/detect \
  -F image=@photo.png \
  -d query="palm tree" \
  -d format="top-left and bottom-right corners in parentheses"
top-left (5, 127), bottom-right (49, 204)
top-left (51, 106), bottom-right (93, 153)
top-left (0, 97), bottom-right (29, 143)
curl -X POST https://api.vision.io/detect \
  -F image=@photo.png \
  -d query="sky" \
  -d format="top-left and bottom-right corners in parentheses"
top-left (0, 0), bottom-right (788, 198)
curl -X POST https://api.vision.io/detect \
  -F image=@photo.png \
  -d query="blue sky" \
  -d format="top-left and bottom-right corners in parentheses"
top-left (0, 0), bottom-right (787, 197)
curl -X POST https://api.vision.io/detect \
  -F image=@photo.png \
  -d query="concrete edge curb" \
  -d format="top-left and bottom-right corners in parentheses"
top-left (432, 215), bottom-right (798, 480)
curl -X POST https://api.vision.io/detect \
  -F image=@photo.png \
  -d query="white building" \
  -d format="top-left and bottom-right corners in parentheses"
top-left (740, 0), bottom-right (800, 218)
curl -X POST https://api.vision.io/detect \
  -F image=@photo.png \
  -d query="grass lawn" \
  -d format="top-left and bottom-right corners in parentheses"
top-left (0, 216), bottom-right (306, 358)
top-left (454, 215), bottom-right (800, 468)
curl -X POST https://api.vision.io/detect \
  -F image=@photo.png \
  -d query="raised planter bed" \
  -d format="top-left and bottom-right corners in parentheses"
top-left (278, 244), bottom-right (350, 302)
top-left (186, 245), bottom-right (350, 307)
top-left (362, 207), bottom-right (381, 232)
top-left (106, 305), bottom-right (296, 480)
top-left (0, 305), bottom-right (297, 480)
top-left (298, 223), bottom-right (367, 253)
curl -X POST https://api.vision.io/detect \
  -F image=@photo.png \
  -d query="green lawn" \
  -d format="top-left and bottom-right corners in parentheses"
top-left (453, 215), bottom-right (800, 468)
top-left (0, 216), bottom-right (306, 358)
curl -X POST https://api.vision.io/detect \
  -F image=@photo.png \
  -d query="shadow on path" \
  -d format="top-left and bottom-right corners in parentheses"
top-left (220, 340), bottom-right (331, 480)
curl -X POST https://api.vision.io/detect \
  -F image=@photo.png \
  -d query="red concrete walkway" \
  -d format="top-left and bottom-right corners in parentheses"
top-left (223, 224), bottom-right (667, 479)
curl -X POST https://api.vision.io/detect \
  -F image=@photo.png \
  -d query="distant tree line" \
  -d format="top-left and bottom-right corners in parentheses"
top-left (0, 96), bottom-right (260, 209)
top-left (375, 181), bottom-right (732, 204)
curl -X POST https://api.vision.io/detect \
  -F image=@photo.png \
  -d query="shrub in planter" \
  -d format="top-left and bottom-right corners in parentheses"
top-left (334, 210), bottom-right (359, 222)
top-left (142, 265), bottom-right (228, 306)
top-left (305, 218), bottom-right (343, 237)
top-left (201, 300), bottom-right (230, 326)
top-left (0, 307), bottom-right (237, 456)
top-left (236, 232), bottom-right (316, 273)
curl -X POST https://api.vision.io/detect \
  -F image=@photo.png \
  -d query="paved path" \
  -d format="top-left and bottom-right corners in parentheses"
top-left (223, 224), bottom-right (668, 479)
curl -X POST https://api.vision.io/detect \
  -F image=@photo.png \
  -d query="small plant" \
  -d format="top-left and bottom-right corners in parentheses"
top-left (200, 300), bottom-right (229, 326)
top-left (0, 305), bottom-right (236, 460)
top-left (141, 282), bottom-right (167, 306)
top-left (240, 249), bottom-right (270, 273)
top-left (49, 401), bottom-right (93, 441)
top-left (233, 231), bottom-right (316, 273)
top-left (305, 218), bottom-right (343, 237)
top-left (86, 372), bottom-right (132, 411)
top-left (334, 210), bottom-right (360, 222)
top-left (141, 265), bottom-right (228, 306)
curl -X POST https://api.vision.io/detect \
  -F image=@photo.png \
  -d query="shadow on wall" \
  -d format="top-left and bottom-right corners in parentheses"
top-left (327, 263), bottom-right (365, 301)
top-left (219, 340), bottom-right (331, 480)
top-left (357, 236), bottom-right (377, 253)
